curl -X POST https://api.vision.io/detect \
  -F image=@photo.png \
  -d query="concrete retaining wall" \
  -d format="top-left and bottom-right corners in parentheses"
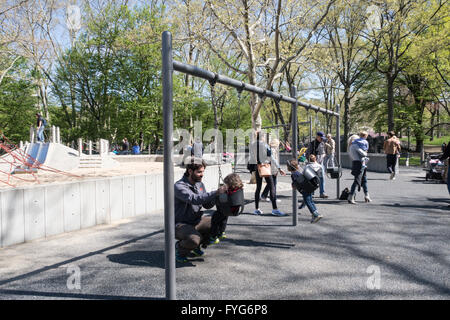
top-left (340, 153), bottom-right (390, 173)
top-left (0, 163), bottom-right (231, 248)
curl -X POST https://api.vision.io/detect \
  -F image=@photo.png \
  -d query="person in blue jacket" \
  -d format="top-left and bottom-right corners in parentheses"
top-left (132, 142), bottom-right (140, 155)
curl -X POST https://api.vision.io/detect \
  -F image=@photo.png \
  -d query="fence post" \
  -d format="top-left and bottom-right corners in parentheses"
top-left (30, 126), bottom-right (35, 143)
top-left (52, 126), bottom-right (56, 143)
top-left (78, 138), bottom-right (82, 156)
top-left (56, 126), bottom-right (61, 144)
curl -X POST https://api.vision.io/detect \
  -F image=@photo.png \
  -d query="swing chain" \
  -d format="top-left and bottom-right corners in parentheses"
top-left (209, 74), bottom-right (225, 187)
top-left (233, 85), bottom-right (245, 173)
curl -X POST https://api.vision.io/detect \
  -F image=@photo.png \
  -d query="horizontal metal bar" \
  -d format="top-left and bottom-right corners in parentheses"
top-left (173, 60), bottom-right (340, 117)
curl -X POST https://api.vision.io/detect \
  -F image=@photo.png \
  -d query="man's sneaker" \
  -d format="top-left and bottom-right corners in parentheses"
top-left (209, 236), bottom-right (220, 245)
top-left (218, 232), bottom-right (227, 240)
top-left (190, 247), bottom-right (205, 257)
top-left (253, 209), bottom-right (263, 215)
top-left (311, 214), bottom-right (323, 223)
top-left (319, 194), bottom-right (329, 199)
top-left (389, 172), bottom-right (395, 180)
top-left (260, 196), bottom-right (270, 202)
top-left (272, 209), bottom-right (287, 216)
top-left (175, 249), bottom-right (188, 263)
top-left (276, 199), bottom-right (281, 203)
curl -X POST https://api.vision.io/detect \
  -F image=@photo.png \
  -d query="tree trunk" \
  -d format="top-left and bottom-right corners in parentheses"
top-left (429, 110), bottom-right (436, 141)
top-left (386, 74), bottom-right (395, 132)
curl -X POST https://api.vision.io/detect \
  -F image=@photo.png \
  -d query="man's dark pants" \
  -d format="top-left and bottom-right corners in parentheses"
top-left (175, 215), bottom-right (212, 256)
top-left (386, 154), bottom-right (397, 174)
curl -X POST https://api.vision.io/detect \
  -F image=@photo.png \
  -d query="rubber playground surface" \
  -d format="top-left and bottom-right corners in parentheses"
top-left (0, 167), bottom-right (448, 300)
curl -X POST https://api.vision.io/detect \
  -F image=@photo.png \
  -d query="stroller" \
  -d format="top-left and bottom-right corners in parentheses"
top-left (424, 153), bottom-right (445, 182)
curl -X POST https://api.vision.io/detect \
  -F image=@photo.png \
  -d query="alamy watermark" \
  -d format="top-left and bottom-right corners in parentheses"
top-left (366, 265), bottom-right (381, 290)
top-left (366, 4), bottom-right (382, 32)
top-left (173, 121), bottom-right (281, 166)
top-left (66, 264), bottom-right (81, 290)
top-left (66, 4), bottom-right (81, 32)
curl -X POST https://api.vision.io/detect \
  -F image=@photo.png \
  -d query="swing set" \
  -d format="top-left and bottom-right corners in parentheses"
top-left (161, 31), bottom-right (341, 300)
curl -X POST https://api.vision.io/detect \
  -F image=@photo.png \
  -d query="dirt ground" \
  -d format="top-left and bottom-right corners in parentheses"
top-left (0, 162), bottom-right (174, 190)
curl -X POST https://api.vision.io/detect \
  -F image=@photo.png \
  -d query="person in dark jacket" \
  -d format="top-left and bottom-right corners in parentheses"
top-left (305, 131), bottom-right (328, 198)
top-left (174, 157), bottom-right (227, 263)
top-left (35, 113), bottom-right (46, 142)
top-left (287, 159), bottom-right (322, 223)
top-left (121, 138), bottom-right (130, 155)
top-left (439, 142), bottom-right (450, 195)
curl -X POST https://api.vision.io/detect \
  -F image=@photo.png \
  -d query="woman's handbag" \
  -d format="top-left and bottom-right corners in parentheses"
top-left (257, 163), bottom-right (272, 177)
top-left (256, 133), bottom-right (272, 177)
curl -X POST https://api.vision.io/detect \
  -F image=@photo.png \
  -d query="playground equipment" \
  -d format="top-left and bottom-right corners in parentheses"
top-left (161, 31), bottom-right (341, 300)
top-left (0, 132), bottom-right (80, 188)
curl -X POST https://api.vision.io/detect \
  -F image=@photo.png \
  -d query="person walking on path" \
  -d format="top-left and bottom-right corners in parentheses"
top-left (348, 131), bottom-right (372, 204)
top-left (383, 131), bottom-right (401, 180)
top-left (324, 133), bottom-right (336, 169)
top-left (191, 137), bottom-right (204, 159)
top-left (35, 113), bottom-right (46, 142)
top-left (306, 131), bottom-right (328, 198)
top-left (261, 138), bottom-right (282, 204)
top-left (248, 131), bottom-right (286, 216)
top-left (287, 158), bottom-right (323, 223)
top-left (174, 157), bottom-right (227, 263)
top-left (439, 142), bottom-right (450, 195)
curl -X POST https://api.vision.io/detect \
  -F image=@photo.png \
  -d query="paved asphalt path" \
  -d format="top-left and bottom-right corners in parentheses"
top-left (0, 167), bottom-right (449, 300)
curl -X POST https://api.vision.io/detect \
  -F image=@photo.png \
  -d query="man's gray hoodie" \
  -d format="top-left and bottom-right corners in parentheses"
top-left (174, 175), bottom-right (217, 225)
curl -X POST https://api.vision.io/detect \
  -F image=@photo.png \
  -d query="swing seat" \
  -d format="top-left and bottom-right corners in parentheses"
top-left (217, 188), bottom-right (245, 216)
top-left (325, 155), bottom-right (341, 179)
top-left (326, 166), bottom-right (341, 179)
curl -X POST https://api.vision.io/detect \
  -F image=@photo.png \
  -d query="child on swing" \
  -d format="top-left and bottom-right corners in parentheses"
top-left (210, 173), bottom-right (244, 244)
top-left (287, 158), bottom-right (323, 224)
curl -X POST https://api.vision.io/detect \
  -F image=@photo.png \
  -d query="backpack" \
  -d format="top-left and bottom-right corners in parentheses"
top-left (41, 117), bottom-right (47, 127)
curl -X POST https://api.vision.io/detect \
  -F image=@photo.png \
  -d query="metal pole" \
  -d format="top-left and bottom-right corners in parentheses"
top-left (336, 104), bottom-right (341, 199)
top-left (406, 127), bottom-right (410, 167)
top-left (309, 114), bottom-right (312, 143)
top-left (173, 61), bottom-right (339, 117)
top-left (162, 31), bottom-right (176, 300)
top-left (291, 86), bottom-right (298, 226)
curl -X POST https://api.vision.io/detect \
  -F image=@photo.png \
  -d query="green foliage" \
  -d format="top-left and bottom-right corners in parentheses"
top-left (0, 58), bottom-right (36, 143)
top-left (1, 0), bottom-right (448, 154)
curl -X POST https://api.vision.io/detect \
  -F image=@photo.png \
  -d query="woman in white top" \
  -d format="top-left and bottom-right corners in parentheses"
top-left (261, 138), bottom-right (282, 204)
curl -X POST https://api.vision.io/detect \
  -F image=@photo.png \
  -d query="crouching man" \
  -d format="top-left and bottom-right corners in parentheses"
top-left (174, 157), bottom-right (227, 263)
